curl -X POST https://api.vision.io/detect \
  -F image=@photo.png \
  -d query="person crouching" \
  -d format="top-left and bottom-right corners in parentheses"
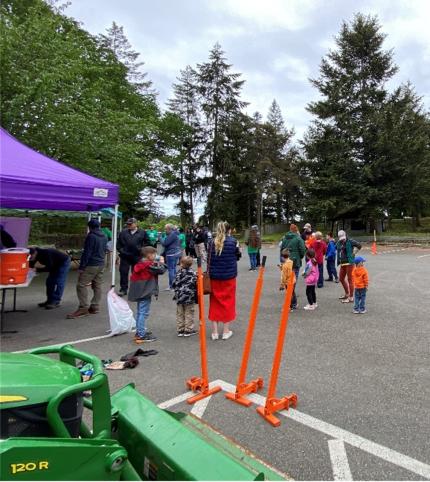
top-left (128, 246), bottom-right (166, 344)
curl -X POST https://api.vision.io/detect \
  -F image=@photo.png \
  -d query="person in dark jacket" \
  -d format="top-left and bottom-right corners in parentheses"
top-left (208, 221), bottom-right (238, 341)
top-left (193, 226), bottom-right (207, 263)
top-left (117, 218), bottom-right (149, 296)
top-left (280, 224), bottom-right (306, 309)
top-left (336, 230), bottom-right (362, 303)
top-left (159, 224), bottom-right (181, 290)
top-left (29, 247), bottom-right (71, 309)
top-left (67, 219), bottom-right (107, 319)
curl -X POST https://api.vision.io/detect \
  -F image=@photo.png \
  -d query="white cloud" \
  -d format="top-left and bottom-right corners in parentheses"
top-left (209, 0), bottom-right (318, 31)
top-left (272, 55), bottom-right (312, 83)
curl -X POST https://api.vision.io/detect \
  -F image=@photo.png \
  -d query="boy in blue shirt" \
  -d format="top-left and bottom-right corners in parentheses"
top-left (325, 232), bottom-right (339, 282)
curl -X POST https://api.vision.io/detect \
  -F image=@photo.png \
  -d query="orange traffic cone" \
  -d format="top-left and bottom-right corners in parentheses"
top-left (371, 230), bottom-right (377, 255)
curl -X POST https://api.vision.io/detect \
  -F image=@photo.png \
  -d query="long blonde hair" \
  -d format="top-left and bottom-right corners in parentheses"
top-left (214, 221), bottom-right (230, 255)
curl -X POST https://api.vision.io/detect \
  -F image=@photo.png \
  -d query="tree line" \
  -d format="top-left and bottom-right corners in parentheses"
top-left (1, 1), bottom-right (429, 230)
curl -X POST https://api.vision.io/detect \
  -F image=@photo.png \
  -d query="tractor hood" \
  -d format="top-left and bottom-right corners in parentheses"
top-left (0, 353), bottom-right (81, 408)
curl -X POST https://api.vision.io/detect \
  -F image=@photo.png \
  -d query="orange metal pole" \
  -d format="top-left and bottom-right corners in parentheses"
top-left (225, 256), bottom-right (266, 406)
top-left (186, 257), bottom-right (221, 404)
top-left (256, 271), bottom-right (298, 426)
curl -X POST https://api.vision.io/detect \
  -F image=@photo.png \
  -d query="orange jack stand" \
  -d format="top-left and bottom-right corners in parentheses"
top-left (226, 256), bottom-right (267, 407)
top-left (186, 257), bottom-right (221, 404)
top-left (257, 271), bottom-right (298, 427)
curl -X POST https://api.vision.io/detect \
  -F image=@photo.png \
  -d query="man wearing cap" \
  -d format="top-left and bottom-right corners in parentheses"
top-left (301, 223), bottom-right (314, 246)
top-left (117, 218), bottom-right (149, 296)
top-left (336, 230), bottom-right (362, 303)
top-left (67, 220), bottom-right (108, 318)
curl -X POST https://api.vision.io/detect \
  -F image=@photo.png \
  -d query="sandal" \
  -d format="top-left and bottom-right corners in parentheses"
top-left (341, 298), bottom-right (353, 303)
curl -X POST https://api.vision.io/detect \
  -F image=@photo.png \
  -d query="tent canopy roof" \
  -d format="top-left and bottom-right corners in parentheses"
top-left (0, 127), bottom-right (119, 211)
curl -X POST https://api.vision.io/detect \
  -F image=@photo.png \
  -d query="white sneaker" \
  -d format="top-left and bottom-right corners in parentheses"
top-left (304, 305), bottom-right (315, 310)
top-left (222, 331), bottom-right (233, 340)
top-left (211, 333), bottom-right (219, 340)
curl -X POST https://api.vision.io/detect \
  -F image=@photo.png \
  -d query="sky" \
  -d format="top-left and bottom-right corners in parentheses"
top-left (65, 0), bottom-right (430, 215)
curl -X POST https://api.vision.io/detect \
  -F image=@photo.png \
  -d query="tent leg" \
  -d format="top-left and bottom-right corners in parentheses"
top-left (111, 204), bottom-right (119, 288)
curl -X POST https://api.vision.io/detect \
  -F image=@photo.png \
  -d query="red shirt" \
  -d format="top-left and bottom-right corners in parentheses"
top-left (310, 239), bottom-right (327, 264)
top-left (130, 260), bottom-right (156, 282)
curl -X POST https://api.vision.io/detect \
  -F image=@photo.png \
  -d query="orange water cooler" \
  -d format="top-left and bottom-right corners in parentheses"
top-left (0, 248), bottom-right (30, 285)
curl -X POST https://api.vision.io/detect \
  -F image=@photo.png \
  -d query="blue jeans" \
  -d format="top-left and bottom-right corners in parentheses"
top-left (46, 258), bottom-right (71, 304)
top-left (317, 263), bottom-right (324, 288)
top-left (166, 254), bottom-right (179, 288)
top-left (248, 252), bottom-right (257, 270)
top-left (354, 288), bottom-right (367, 312)
top-left (136, 297), bottom-right (151, 337)
top-left (326, 257), bottom-right (338, 280)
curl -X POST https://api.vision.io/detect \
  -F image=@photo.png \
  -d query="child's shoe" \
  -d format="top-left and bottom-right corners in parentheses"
top-left (184, 329), bottom-right (198, 337)
top-left (211, 333), bottom-right (219, 341)
top-left (222, 331), bottom-right (233, 340)
top-left (177, 330), bottom-right (185, 337)
top-left (135, 333), bottom-right (157, 344)
top-left (303, 304), bottom-right (315, 310)
top-left (353, 310), bottom-right (360, 314)
top-left (360, 310), bottom-right (367, 314)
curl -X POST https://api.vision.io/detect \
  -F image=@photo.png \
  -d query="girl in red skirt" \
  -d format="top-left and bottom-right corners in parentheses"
top-left (208, 221), bottom-right (239, 340)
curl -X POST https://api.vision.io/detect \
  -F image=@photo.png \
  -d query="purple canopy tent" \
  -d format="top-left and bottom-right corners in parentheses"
top-left (0, 127), bottom-right (119, 285)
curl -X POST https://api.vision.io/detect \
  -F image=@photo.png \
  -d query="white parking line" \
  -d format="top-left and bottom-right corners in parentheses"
top-left (161, 379), bottom-right (430, 480)
top-left (13, 333), bottom-right (115, 353)
top-left (190, 395), bottom-right (213, 418)
top-left (328, 439), bottom-right (353, 480)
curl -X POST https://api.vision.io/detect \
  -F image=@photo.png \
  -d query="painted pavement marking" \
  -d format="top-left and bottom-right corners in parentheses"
top-left (328, 439), bottom-right (353, 481)
top-left (190, 395), bottom-right (213, 418)
top-left (13, 332), bottom-right (115, 353)
top-left (160, 379), bottom-right (430, 480)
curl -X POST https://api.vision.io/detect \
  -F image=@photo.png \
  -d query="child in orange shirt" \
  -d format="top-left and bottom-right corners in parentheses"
top-left (279, 249), bottom-right (297, 309)
top-left (352, 256), bottom-right (369, 314)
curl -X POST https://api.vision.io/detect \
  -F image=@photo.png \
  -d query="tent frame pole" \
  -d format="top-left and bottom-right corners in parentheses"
top-left (111, 204), bottom-right (119, 288)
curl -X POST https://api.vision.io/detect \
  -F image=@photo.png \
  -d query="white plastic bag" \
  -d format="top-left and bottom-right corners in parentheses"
top-left (107, 288), bottom-right (136, 335)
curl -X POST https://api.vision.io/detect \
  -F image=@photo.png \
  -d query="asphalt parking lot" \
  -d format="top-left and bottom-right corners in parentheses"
top-left (2, 244), bottom-right (430, 480)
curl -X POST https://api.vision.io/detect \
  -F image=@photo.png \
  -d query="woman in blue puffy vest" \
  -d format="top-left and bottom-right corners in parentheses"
top-left (208, 221), bottom-right (239, 341)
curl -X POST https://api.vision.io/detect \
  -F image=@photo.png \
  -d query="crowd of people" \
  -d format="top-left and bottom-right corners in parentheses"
top-left (28, 218), bottom-right (368, 345)
top-left (278, 223), bottom-right (367, 312)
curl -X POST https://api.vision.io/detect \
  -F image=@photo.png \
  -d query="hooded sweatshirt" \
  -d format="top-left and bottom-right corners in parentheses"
top-left (281, 232), bottom-right (306, 268)
top-left (352, 265), bottom-right (369, 288)
top-left (79, 229), bottom-right (107, 269)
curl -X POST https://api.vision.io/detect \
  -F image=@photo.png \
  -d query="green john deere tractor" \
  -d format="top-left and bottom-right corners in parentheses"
top-left (0, 345), bottom-right (286, 480)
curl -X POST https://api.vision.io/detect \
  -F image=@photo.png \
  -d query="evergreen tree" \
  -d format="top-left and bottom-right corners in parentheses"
top-left (303, 13), bottom-right (398, 228)
top-left (196, 43), bottom-right (247, 225)
top-left (166, 66), bottom-right (205, 223)
top-left (98, 21), bottom-right (153, 94)
top-left (375, 84), bottom-right (430, 228)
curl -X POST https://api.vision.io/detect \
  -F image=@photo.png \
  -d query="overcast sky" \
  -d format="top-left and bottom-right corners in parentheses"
top-left (65, 0), bottom-right (430, 215)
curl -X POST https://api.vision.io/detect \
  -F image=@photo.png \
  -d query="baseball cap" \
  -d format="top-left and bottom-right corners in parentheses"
top-left (354, 256), bottom-right (366, 264)
top-left (126, 218), bottom-right (138, 224)
top-left (88, 219), bottom-right (100, 229)
top-left (337, 230), bottom-right (346, 240)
